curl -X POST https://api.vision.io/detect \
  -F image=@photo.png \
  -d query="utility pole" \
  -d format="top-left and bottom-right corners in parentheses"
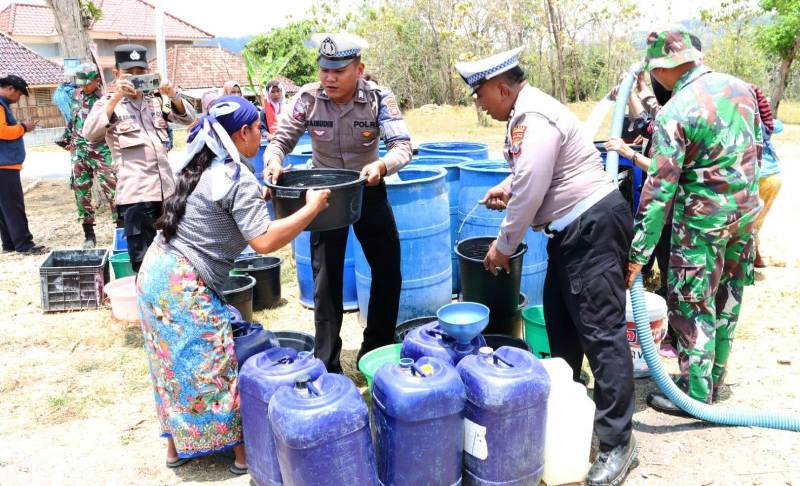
top-left (154, 0), bottom-right (167, 80)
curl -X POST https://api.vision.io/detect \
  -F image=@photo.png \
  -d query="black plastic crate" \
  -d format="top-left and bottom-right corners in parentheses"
top-left (39, 249), bottom-right (110, 312)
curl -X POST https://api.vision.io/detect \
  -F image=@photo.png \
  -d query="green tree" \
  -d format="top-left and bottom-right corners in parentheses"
top-left (243, 20), bottom-right (324, 87)
top-left (756, 0), bottom-right (800, 112)
top-left (701, 0), bottom-right (771, 88)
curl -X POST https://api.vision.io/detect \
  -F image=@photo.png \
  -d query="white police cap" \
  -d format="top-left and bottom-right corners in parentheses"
top-left (308, 33), bottom-right (369, 69)
top-left (455, 47), bottom-right (524, 93)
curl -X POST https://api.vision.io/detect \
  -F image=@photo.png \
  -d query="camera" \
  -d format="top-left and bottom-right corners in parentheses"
top-left (128, 73), bottom-right (161, 93)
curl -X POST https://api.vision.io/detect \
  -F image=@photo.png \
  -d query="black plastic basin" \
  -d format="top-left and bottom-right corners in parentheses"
top-left (266, 169), bottom-right (365, 231)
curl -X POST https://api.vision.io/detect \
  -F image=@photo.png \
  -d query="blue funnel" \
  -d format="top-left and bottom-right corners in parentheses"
top-left (437, 302), bottom-right (490, 349)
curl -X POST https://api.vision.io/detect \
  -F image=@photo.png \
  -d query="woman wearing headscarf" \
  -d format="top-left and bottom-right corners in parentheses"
top-left (201, 81), bottom-right (242, 113)
top-left (135, 95), bottom-right (330, 473)
top-left (263, 79), bottom-right (285, 134)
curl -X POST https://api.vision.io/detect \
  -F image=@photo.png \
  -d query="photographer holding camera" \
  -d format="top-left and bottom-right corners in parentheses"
top-left (84, 44), bottom-right (196, 272)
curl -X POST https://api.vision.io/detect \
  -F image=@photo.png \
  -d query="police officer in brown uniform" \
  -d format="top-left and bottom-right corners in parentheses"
top-left (84, 44), bottom-right (196, 272)
top-left (265, 33), bottom-right (412, 373)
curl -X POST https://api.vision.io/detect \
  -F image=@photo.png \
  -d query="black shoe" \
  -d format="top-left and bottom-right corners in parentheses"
top-left (17, 244), bottom-right (48, 255)
top-left (646, 392), bottom-right (693, 418)
top-left (82, 236), bottom-right (96, 249)
top-left (586, 435), bottom-right (638, 486)
top-left (82, 224), bottom-right (96, 249)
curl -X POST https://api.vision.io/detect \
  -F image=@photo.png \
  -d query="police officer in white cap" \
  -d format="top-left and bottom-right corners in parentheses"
top-left (456, 48), bottom-right (638, 485)
top-left (264, 33), bottom-right (412, 373)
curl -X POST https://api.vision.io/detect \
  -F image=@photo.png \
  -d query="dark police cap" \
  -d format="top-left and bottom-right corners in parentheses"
top-left (114, 44), bottom-right (148, 70)
top-left (0, 74), bottom-right (29, 96)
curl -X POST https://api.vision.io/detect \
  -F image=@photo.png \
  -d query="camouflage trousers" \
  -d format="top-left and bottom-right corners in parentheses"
top-left (667, 216), bottom-right (756, 403)
top-left (71, 146), bottom-right (117, 225)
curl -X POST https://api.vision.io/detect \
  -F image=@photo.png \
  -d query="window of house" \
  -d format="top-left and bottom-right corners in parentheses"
top-left (31, 88), bottom-right (55, 107)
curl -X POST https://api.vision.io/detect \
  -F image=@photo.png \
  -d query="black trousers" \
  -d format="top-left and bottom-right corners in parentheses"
top-left (544, 190), bottom-right (634, 451)
top-left (118, 202), bottom-right (162, 272)
top-left (311, 183), bottom-right (401, 372)
top-left (0, 169), bottom-right (34, 251)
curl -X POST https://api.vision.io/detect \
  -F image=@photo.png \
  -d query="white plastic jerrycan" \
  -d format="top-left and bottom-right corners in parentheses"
top-left (539, 357), bottom-right (596, 485)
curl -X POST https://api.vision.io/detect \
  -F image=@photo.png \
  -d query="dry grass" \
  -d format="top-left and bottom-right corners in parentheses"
top-left (777, 101), bottom-right (800, 125)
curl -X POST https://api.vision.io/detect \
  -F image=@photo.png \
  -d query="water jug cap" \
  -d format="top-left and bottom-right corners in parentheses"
top-left (399, 358), bottom-right (414, 368)
top-left (479, 346), bottom-right (493, 356)
top-left (297, 351), bottom-right (311, 360)
top-left (294, 374), bottom-right (312, 389)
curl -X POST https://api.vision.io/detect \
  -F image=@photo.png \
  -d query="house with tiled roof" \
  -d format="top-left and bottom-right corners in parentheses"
top-left (0, 0), bottom-right (212, 81)
top-left (0, 30), bottom-right (67, 128)
top-left (147, 44), bottom-right (300, 112)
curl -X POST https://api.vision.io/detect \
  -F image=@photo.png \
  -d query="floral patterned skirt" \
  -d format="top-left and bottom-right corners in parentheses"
top-left (136, 244), bottom-right (242, 458)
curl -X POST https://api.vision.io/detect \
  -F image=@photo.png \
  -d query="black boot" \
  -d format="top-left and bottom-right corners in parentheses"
top-left (586, 435), bottom-right (638, 486)
top-left (646, 392), bottom-right (693, 418)
top-left (82, 223), bottom-right (96, 249)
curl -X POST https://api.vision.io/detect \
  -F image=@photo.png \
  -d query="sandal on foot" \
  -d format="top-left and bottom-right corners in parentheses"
top-left (229, 463), bottom-right (248, 475)
top-left (166, 457), bottom-right (191, 468)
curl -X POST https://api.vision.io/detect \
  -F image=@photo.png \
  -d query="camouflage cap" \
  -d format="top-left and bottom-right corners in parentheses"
top-left (74, 63), bottom-right (99, 85)
top-left (644, 30), bottom-right (703, 71)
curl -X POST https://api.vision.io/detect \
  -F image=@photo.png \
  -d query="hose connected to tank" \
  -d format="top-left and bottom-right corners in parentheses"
top-left (612, 67), bottom-right (800, 432)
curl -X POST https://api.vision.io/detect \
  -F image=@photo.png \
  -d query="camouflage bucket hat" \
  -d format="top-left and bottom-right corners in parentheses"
top-left (644, 30), bottom-right (703, 71)
top-left (74, 63), bottom-right (100, 86)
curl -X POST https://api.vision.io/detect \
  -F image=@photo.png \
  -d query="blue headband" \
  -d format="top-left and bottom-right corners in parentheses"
top-left (178, 95), bottom-right (260, 201)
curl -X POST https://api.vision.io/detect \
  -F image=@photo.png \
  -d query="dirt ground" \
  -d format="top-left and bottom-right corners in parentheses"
top-left (1, 120), bottom-right (799, 486)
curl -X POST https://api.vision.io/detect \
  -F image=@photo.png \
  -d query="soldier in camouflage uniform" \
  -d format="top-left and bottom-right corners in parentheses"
top-left (626, 30), bottom-right (762, 414)
top-left (63, 63), bottom-right (117, 248)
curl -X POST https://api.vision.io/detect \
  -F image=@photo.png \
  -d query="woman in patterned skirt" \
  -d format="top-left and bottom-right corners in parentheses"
top-left (136, 96), bottom-right (330, 474)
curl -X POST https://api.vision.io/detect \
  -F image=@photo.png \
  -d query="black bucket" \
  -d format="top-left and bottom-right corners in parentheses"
top-left (222, 275), bottom-right (256, 322)
top-left (234, 256), bottom-right (282, 310)
top-left (393, 316), bottom-right (438, 343)
top-left (482, 333), bottom-right (532, 353)
top-left (273, 330), bottom-right (315, 353)
top-left (265, 169), bottom-right (365, 231)
top-left (456, 237), bottom-right (527, 337)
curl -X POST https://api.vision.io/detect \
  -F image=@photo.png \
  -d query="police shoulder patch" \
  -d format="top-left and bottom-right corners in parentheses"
top-left (383, 93), bottom-right (401, 118)
top-left (511, 125), bottom-right (526, 157)
top-left (292, 99), bottom-right (306, 120)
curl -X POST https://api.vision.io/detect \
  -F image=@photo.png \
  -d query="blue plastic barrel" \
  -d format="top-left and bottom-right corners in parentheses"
top-left (230, 320), bottom-right (279, 370)
top-left (410, 155), bottom-right (471, 294)
top-left (254, 141), bottom-right (268, 184)
top-left (285, 141), bottom-right (387, 168)
top-left (269, 373), bottom-right (378, 485)
top-left (418, 141), bottom-right (489, 160)
top-left (458, 161), bottom-right (548, 306)
top-left (239, 348), bottom-right (326, 486)
top-left (595, 141), bottom-right (643, 211)
top-left (354, 168), bottom-right (452, 324)
top-left (292, 228), bottom-right (358, 311)
top-left (457, 346), bottom-right (551, 485)
top-left (284, 144), bottom-right (313, 169)
top-left (298, 131), bottom-right (312, 146)
top-left (112, 228), bottom-right (127, 255)
top-left (373, 356), bottom-right (466, 485)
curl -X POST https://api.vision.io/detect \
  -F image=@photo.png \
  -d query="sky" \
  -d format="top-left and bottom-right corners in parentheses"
top-left (0, 0), bottom-right (743, 38)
